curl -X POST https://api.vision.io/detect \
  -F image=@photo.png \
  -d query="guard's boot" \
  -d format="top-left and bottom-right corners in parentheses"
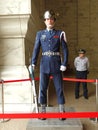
top-left (39, 104), bottom-right (46, 120)
top-left (59, 104), bottom-right (66, 121)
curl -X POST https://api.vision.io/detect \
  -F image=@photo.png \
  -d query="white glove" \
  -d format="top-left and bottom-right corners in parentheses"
top-left (60, 65), bottom-right (67, 71)
top-left (28, 64), bottom-right (35, 74)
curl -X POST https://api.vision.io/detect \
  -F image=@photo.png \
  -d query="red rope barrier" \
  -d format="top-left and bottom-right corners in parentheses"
top-left (0, 76), bottom-right (97, 119)
top-left (63, 78), bottom-right (95, 83)
top-left (0, 78), bottom-right (31, 84)
top-left (0, 77), bottom-right (96, 84)
top-left (0, 112), bottom-right (98, 119)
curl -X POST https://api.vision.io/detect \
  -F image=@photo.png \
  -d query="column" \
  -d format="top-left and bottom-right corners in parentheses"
top-left (0, 0), bottom-right (33, 112)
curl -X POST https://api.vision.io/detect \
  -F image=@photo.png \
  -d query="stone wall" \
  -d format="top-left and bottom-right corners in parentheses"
top-left (0, 0), bottom-right (45, 112)
top-left (25, 0), bottom-right (45, 66)
top-left (45, 0), bottom-right (98, 78)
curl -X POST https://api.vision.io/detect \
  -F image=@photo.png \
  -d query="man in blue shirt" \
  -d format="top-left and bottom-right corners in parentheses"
top-left (31, 10), bottom-right (68, 120)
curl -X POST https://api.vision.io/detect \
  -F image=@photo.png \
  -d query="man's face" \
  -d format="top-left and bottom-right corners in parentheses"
top-left (79, 53), bottom-right (85, 58)
top-left (44, 18), bottom-right (55, 29)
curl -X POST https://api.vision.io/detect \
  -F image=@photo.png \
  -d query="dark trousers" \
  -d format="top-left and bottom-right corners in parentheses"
top-left (39, 71), bottom-right (65, 104)
top-left (75, 71), bottom-right (88, 97)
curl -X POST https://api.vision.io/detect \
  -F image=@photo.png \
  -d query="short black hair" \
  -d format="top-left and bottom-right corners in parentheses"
top-left (78, 49), bottom-right (86, 54)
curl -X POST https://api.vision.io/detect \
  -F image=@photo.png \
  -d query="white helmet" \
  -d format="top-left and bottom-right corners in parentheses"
top-left (44, 10), bottom-right (56, 20)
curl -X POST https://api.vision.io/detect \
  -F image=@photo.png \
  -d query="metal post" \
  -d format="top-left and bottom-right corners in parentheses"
top-left (47, 89), bottom-right (49, 107)
top-left (0, 79), bottom-right (4, 122)
top-left (95, 79), bottom-right (98, 122)
top-left (28, 65), bottom-right (39, 113)
top-left (90, 79), bottom-right (98, 123)
top-left (0, 79), bottom-right (5, 122)
top-left (0, 79), bottom-right (10, 123)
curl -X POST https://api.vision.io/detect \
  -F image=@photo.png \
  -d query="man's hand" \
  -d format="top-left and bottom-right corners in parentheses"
top-left (28, 64), bottom-right (35, 74)
top-left (60, 65), bottom-right (67, 71)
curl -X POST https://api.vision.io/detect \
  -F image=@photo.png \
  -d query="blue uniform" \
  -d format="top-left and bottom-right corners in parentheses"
top-left (31, 29), bottom-right (68, 104)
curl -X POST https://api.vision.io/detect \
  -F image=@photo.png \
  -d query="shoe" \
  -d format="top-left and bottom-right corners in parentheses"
top-left (84, 96), bottom-right (88, 99)
top-left (59, 111), bottom-right (66, 121)
top-left (75, 96), bottom-right (79, 99)
top-left (39, 117), bottom-right (46, 120)
top-left (39, 104), bottom-right (46, 120)
top-left (39, 111), bottom-right (46, 120)
top-left (59, 104), bottom-right (66, 120)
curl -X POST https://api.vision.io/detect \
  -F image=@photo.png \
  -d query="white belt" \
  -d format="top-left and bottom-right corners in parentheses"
top-left (42, 51), bottom-right (60, 56)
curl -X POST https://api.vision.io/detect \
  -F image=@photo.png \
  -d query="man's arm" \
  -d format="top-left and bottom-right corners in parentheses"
top-left (74, 58), bottom-right (77, 69)
top-left (60, 31), bottom-right (68, 68)
top-left (31, 31), bottom-right (41, 65)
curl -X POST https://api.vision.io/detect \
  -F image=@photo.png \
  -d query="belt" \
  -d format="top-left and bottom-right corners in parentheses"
top-left (42, 51), bottom-right (60, 56)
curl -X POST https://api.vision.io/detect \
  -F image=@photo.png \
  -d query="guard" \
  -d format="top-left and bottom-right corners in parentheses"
top-left (74, 49), bottom-right (89, 99)
top-left (31, 10), bottom-right (68, 120)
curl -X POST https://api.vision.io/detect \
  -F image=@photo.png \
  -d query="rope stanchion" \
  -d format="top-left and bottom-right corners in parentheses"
top-left (90, 79), bottom-right (98, 123)
top-left (94, 79), bottom-right (98, 122)
top-left (0, 77), bottom-right (97, 120)
top-left (0, 79), bottom-right (10, 123)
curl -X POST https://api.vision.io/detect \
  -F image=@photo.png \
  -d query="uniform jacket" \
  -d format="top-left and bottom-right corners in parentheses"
top-left (31, 29), bottom-right (68, 74)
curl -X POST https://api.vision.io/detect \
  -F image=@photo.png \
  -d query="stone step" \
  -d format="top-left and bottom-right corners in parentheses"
top-left (26, 107), bottom-right (83, 130)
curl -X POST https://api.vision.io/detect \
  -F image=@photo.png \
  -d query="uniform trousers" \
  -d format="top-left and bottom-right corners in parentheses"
top-left (75, 70), bottom-right (88, 97)
top-left (39, 71), bottom-right (65, 105)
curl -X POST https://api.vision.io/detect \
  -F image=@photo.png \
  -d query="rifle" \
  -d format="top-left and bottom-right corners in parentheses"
top-left (28, 65), bottom-right (39, 113)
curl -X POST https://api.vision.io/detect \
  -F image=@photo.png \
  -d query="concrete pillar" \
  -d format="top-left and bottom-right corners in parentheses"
top-left (0, 0), bottom-right (33, 112)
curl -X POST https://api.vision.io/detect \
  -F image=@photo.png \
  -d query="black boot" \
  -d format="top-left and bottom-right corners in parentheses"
top-left (59, 104), bottom-right (66, 121)
top-left (39, 104), bottom-right (46, 120)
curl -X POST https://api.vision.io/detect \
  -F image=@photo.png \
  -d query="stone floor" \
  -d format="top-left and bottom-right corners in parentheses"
top-left (0, 78), bottom-right (98, 130)
top-left (27, 107), bottom-right (83, 130)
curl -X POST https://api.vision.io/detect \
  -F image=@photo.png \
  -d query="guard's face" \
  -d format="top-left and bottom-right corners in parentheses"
top-left (79, 53), bottom-right (85, 58)
top-left (44, 18), bottom-right (55, 29)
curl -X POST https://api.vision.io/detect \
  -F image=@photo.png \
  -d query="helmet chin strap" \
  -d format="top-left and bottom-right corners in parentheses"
top-left (47, 24), bottom-right (54, 29)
